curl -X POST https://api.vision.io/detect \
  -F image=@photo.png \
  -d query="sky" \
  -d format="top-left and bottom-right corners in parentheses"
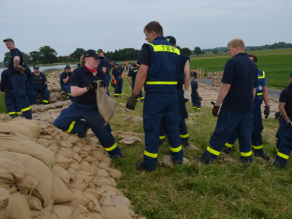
top-left (0, 0), bottom-right (291, 61)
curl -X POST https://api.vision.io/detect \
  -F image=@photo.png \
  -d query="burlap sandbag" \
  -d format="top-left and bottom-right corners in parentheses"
top-left (70, 189), bottom-right (90, 206)
top-left (51, 176), bottom-right (74, 204)
top-left (68, 174), bottom-right (93, 191)
top-left (67, 168), bottom-right (77, 181)
top-left (0, 131), bottom-right (55, 167)
top-left (91, 213), bottom-right (106, 219)
top-left (30, 199), bottom-right (54, 219)
top-left (95, 80), bottom-right (118, 124)
top-left (0, 188), bottom-right (10, 219)
top-left (13, 153), bottom-right (53, 207)
top-left (6, 192), bottom-right (31, 219)
top-left (49, 205), bottom-right (73, 219)
top-left (27, 195), bottom-right (42, 211)
top-left (84, 189), bottom-right (104, 201)
top-left (107, 168), bottom-right (122, 179)
top-left (101, 205), bottom-right (132, 219)
top-left (84, 192), bottom-right (102, 213)
top-left (16, 176), bottom-right (38, 194)
top-left (0, 158), bottom-right (25, 184)
top-left (52, 166), bottom-right (70, 184)
top-left (112, 196), bottom-right (131, 208)
top-left (58, 148), bottom-right (73, 159)
top-left (54, 154), bottom-right (71, 170)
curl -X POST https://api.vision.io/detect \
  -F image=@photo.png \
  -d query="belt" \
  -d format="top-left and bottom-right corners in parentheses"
top-left (74, 100), bottom-right (96, 105)
top-left (177, 84), bottom-right (183, 90)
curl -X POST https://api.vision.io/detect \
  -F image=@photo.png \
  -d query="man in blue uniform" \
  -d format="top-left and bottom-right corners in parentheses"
top-left (222, 55), bottom-right (270, 160)
top-left (191, 72), bottom-right (202, 111)
top-left (126, 21), bottom-right (183, 172)
top-left (159, 36), bottom-right (191, 148)
top-left (32, 65), bottom-right (50, 104)
top-left (3, 38), bottom-right (32, 119)
top-left (273, 73), bottom-right (292, 169)
top-left (53, 50), bottom-right (123, 158)
top-left (24, 64), bottom-right (37, 105)
top-left (195, 39), bottom-right (258, 164)
top-left (0, 69), bottom-right (20, 117)
top-left (127, 63), bottom-right (144, 101)
top-left (112, 62), bottom-right (123, 98)
top-left (97, 49), bottom-right (111, 96)
top-left (60, 65), bottom-right (74, 101)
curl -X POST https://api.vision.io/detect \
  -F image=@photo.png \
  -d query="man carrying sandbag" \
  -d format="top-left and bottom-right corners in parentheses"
top-left (60, 65), bottom-right (74, 101)
top-left (32, 65), bottom-right (50, 105)
top-left (53, 49), bottom-right (124, 158)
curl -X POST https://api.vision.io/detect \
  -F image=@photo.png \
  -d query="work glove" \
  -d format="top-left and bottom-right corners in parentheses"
top-left (286, 120), bottom-right (292, 128)
top-left (126, 93), bottom-right (138, 110)
top-left (211, 101), bottom-right (220, 117)
top-left (15, 65), bottom-right (26, 74)
top-left (33, 86), bottom-right (38, 91)
top-left (98, 80), bottom-right (106, 88)
top-left (114, 80), bottom-right (117, 85)
top-left (183, 90), bottom-right (189, 102)
top-left (67, 72), bottom-right (72, 77)
top-left (264, 106), bottom-right (270, 119)
top-left (200, 97), bottom-right (202, 101)
top-left (40, 84), bottom-right (48, 92)
top-left (87, 81), bottom-right (97, 91)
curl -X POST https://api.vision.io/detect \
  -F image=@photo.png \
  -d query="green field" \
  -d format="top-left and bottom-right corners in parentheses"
top-left (191, 49), bottom-right (292, 89)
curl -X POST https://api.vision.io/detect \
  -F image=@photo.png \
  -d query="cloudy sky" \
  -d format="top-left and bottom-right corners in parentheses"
top-left (0, 0), bottom-right (291, 61)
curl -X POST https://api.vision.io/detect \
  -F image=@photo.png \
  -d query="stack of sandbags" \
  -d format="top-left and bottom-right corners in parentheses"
top-left (207, 72), bottom-right (213, 79)
top-left (212, 75), bottom-right (222, 87)
top-left (0, 118), bottom-right (146, 219)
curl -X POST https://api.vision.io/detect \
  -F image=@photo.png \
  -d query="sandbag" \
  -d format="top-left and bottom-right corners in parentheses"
top-left (112, 196), bottom-right (131, 208)
top-left (101, 205), bottom-right (132, 219)
top-left (84, 192), bottom-right (102, 213)
top-left (52, 166), bottom-right (70, 184)
top-left (92, 151), bottom-right (103, 161)
top-left (96, 169), bottom-right (109, 178)
top-left (99, 193), bottom-right (113, 206)
top-left (93, 177), bottom-right (112, 187)
top-left (54, 155), bottom-right (71, 170)
top-left (49, 205), bottom-right (73, 219)
top-left (68, 174), bottom-right (93, 191)
top-left (67, 135), bottom-right (80, 144)
top-left (16, 176), bottom-right (38, 194)
top-left (67, 168), bottom-right (77, 181)
top-left (91, 213), bottom-right (106, 219)
top-left (84, 189), bottom-right (104, 201)
top-left (101, 154), bottom-right (111, 167)
top-left (51, 176), bottom-right (74, 204)
top-left (58, 148), bottom-right (73, 159)
top-left (13, 153), bottom-right (53, 207)
top-left (95, 80), bottom-right (118, 124)
top-left (0, 131), bottom-right (55, 167)
top-left (107, 168), bottom-right (122, 179)
top-left (98, 162), bottom-right (109, 171)
top-left (0, 158), bottom-right (25, 184)
top-left (72, 146), bottom-right (82, 154)
top-left (79, 160), bottom-right (91, 172)
top-left (0, 188), bottom-right (10, 219)
top-left (36, 138), bottom-right (53, 148)
top-left (6, 192), bottom-right (31, 219)
top-left (70, 189), bottom-right (90, 206)
top-left (27, 196), bottom-right (42, 211)
top-left (0, 184), bottom-right (17, 194)
top-left (91, 166), bottom-right (98, 175)
top-left (30, 199), bottom-right (54, 219)
top-left (73, 153), bottom-right (82, 162)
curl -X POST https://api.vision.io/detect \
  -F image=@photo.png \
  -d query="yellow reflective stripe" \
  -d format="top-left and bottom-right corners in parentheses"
top-left (180, 133), bottom-right (189, 138)
top-left (67, 121), bottom-right (76, 133)
top-left (21, 106), bottom-right (31, 112)
top-left (146, 81), bottom-right (177, 85)
top-left (207, 146), bottom-right (220, 156)
top-left (140, 97), bottom-right (144, 99)
top-left (276, 148), bottom-right (278, 153)
top-left (277, 152), bottom-right (289, 160)
top-left (197, 108), bottom-right (201, 109)
top-left (144, 150), bottom-right (158, 158)
top-left (43, 100), bottom-right (49, 103)
top-left (16, 112), bottom-right (20, 114)
top-left (258, 71), bottom-right (265, 79)
top-left (67, 96), bottom-right (69, 99)
top-left (193, 106), bottom-right (197, 109)
top-left (225, 143), bottom-right (234, 148)
top-left (104, 143), bottom-right (117, 152)
top-left (170, 145), bottom-right (182, 153)
top-left (137, 98), bottom-right (140, 101)
top-left (257, 93), bottom-right (263, 96)
top-left (8, 112), bottom-right (16, 115)
top-left (252, 145), bottom-right (263, 149)
top-left (241, 151), bottom-right (252, 157)
top-left (159, 135), bottom-right (166, 140)
top-left (67, 93), bottom-right (72, 96)
top-left (147, 43), bottom-right (180, 55)
top-left (114, 94), bottom-right (122, 96)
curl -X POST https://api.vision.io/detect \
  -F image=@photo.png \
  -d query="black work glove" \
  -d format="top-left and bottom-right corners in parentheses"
top-left (264, 106), bottom-right (270, 119)
top-left (29, 80), bottom-right (33, 84)
top-left (87, 81), bottom-right (97, 91)
top-left (99, 80), bottom-right (106, 88)
top-left (126, 93), bottom-right (138, 110)
top-left (286, 120), bottom-right (292, 128)
top-left (40, 84), bottom-right (48, 92)
top-left (200, 97), bottom-right (202, 101)
top-left (67, 72), bottom-right (72, 77)
top-left (182, 97), bottom-right (189, 103)
top-left (33, 86), bottom-right (38, 91)
top-left (211, 101), bottom-right (220, 117)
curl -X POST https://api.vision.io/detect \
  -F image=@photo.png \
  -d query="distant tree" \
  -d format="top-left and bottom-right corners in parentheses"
top-left (194, 47), bottom-right (202, 55)
top-left (38, 46), bottom-right (58, 64)
top-left (70, 48), bottom-right (86, 59)
top-left (22, 52), bottom-right (31, 65)
top-left (29, 51), bottom-right (40, 64)
top-left (224, 49), bottom-right (229, 52)
top-left (200, 51), bottom-right (206, 55)
top-left (176, 46), bottom-right (182, 50)
top-left (213, 51), bottom-right (219, 54)
top-left (3, 52), bottom-right (10, 66)
top-left (181, 47), bottom-right (192, 56)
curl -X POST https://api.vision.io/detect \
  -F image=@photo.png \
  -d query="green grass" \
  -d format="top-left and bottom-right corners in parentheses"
top-left (0, 92), bottom-right (7, 114)
top-left (107, 76), bottom-right (292, 219)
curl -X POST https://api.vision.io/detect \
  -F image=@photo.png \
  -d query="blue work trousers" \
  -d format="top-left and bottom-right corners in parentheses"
top-left (132, 82), bottom-right (144, 101)
top-left (53, 103), bottom-right (123, 158)
top-left (160, 89), bottom-right (189, 143)
top-left (191, 93), bottom-right (201, 109)
top-left (143, 92), bottom-right (183, 170)
top-left (33, 85), bottom-right (50, 104)
top-left (25, 82), bottom-right (37, 105)
top-left (105, 74), bottom-right (111, 96)
top-left (114, 77), bottom-right (123, 97)
top-left (11, 74), bottom-right (32, 118)
top-left (201, 109), bottom-right (254, 164)
top-left (61, 84), bottom-right (73, 101)
top-left (4, 89), bottom-right (20, 116)
top-left (223, 106), bottom-right (265, 155)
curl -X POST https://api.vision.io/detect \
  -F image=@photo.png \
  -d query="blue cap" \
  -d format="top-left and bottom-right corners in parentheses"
top-left (166, 36), bottom-right (176, 45)
top-left (65, 65), bottom-right (71, 69)
top-left (290, 72), bottom-right (292, 78)
top-left (33, 65), bottom-right (39, 69)
top-left (193, 72), bottom-right (198, 77)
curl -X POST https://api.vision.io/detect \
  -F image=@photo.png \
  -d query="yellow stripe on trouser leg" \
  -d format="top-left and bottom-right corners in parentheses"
top-left (67, 96), bottom-right (69, 99)
top-left (207, 146), bottom-right (220, 156)
top-left (104, 143), bottom-right (118, 152)
top-left (197, 108), bottom-right (201, 109)
top-left (67, 121), bottom-right (76, 133)
top-left (16, 112), bottom-right (20, 114)
top-left (140, 97), bottom-right (144, 100)
top-left (145, 81), bottom-right (177, 85)
top-left (277, 152), bottom-right (289, 160)
top-left (144, 150), bottom-right (158, 158)
top-left (22, 106), bottom-right (31, 112)
top-left (225, 143), bottom-right (234, 148)
top-left (159, 135), bottom-right (166, 140)
top-left (180, 133), bottom-right (189, 138)
top-left (241, 151), bottom-right (252, 157)
top-left (169, 145), bottom-right (182, 152)
top-left (8, 112), bottom-right (16, 115)
top-left (193, 106), bottom-right (197, 109)
top-left (43, 100), bottom-right (49, 103)
top-left (252, 145), bottom-right (263, 149)
top-left (67, 93), bottom-right (72, 96)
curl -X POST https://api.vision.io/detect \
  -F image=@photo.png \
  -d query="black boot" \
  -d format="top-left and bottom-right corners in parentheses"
top-left (254, 153), bottom-right (270, 161)
top-left (136, 162), bottom-right (154, 172)
top-left (78, 123), bottom-right (90, 138)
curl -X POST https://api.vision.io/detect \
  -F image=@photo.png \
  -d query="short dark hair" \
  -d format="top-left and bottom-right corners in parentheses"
top-left (144, 21), bottom-right (163, 36)
top-left (248, 54), bottom-right (258, 63)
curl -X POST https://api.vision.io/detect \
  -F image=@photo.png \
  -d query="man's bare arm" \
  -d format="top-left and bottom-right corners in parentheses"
top-left (215, 83), bottom-right (231, 106)
top-left (133, 64), bottom-right (148, 95)
top-left (279, 102), bottom-right (288, 121)
top-left (184, 60), bottom-right (190, 90)
top-left (263, 86), bottom-right (269, 106)
top-left (13, 56), bottom-right (20, 68)
top-left (71, 86), bottom-right (88, 97)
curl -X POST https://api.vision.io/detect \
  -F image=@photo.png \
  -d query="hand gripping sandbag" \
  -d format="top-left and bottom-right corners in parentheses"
top-left (95, 80), bottom-right (118, 124)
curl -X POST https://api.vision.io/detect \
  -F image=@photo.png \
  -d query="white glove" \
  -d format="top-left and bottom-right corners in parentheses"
top-left (184, 90), bottom-right (190, 100)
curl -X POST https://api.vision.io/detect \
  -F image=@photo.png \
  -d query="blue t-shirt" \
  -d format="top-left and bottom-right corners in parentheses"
top-left (60, 72), bottom-right (70, 86)
top-left (191, 80), bottom-right (198, 94)
top-left (70, 65), bottom-right (105, 104)
top-left (279, 83), bottom-right (292, 116)
top-left (8, 48), bottom-right (24, 75)
top-left (127, 67), bottom-right (140, 82)
top-left (0, 69), bottom-right (13, 91)
top-left (112, 68), bottom-right (122, 78)
top-left (24, 65), bottom-right (32, 82)
top-left (98, 56), bottom-right (110, 75)
top-left (221, 53), bottom-right (258, 112)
